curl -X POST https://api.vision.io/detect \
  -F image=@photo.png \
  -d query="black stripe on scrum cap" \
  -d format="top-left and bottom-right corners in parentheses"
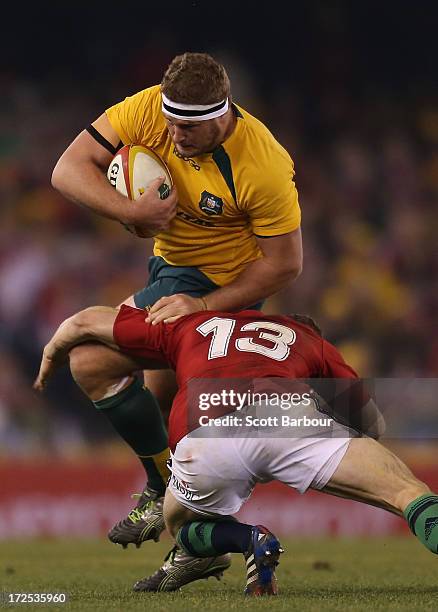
top-left (162, 99), bottom-right (227, 117)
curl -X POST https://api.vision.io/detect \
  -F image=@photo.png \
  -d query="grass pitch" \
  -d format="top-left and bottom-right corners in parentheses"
top-left (1, 537), bottom-right (437, 611)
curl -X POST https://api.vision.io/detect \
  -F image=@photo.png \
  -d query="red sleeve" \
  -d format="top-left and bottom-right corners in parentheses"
top-left (321, 339), bottom-right (358, 378)
top-left (113, 305), bottom-right (169, 364)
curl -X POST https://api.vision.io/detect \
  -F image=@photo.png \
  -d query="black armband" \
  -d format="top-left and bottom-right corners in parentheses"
top-left (86, 125), bottom-right (123, 155)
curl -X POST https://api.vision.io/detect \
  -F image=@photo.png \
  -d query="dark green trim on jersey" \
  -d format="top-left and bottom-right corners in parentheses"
top-left (212, 146), bottom-right (237, 204)
top-left (232, 103), bottom-right (244, 119)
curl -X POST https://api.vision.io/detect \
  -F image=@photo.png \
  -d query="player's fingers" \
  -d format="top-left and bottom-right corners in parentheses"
top-left (147, 294), bottom-right (189, 322)
top-left (146, 178), bottom-right (177, 206)
top-left (149, 311), bottom-right (169, 325)
top-left (147, 296), bottom-right (172, 315)
top-left (147, 176), bottom-right (166, 192)
top-left (146, 307), bottom-right (168, 324)
top-left (33, 366), bottom-right (47, 391)
top-left (33, 376), bottom-right (43, 391)
top-left (151, 305), bottom-right (187, 325)
top-left (166, 185), bottom-right (179, 206)
top-left (163, 314), bottom-right (184, 324)
top-left (146, 306), bottom-right (165, 321)
top-left (149, 302), bottom-right (185, 324)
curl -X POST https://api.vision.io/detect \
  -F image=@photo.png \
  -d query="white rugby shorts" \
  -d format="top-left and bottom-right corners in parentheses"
top-left (168, 432), bottom-right (352, 516)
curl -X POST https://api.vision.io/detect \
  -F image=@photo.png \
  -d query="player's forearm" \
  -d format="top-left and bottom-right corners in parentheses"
top-left (48, 307), bottom-right (118, 358)
top-left (204, 256), bottom-right (302, 311)
top-left (34, 307), bottom-right (118, 390)
top-left (34, 313), bottom-right (90, 390)
top-left (47, 314), bottom-right (88, 360)
top-left (52, 154), bottom-right (131, 224)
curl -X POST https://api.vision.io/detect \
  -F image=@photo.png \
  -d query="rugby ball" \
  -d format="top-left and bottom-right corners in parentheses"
top-left (107, 144), bottom-right (173, 237)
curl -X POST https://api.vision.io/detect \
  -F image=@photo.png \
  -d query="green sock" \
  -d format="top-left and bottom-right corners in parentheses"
top-left (94, 377), bottom-right (169, 495)
top-left (404, 493), bottom-right (438, 554)
top-left (176, 520), bottom-right (252, 557)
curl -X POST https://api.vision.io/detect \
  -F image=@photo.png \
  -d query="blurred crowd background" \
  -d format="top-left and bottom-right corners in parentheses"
top-left (1, 2), bottom-right (437, 457)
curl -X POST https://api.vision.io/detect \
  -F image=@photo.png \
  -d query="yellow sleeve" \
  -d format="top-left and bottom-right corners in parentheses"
top-left (243, 164), bottom-right (301, 237)
top-left (105, 85), bottom-right (162, 145)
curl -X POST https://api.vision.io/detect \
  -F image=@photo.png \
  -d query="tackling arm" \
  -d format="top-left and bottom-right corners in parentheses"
top-left (33, 306), bottom-right (119, 391)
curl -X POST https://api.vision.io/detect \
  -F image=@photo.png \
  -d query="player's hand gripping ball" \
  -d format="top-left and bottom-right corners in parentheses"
top-left (107, 144), bottom-right (173, 237)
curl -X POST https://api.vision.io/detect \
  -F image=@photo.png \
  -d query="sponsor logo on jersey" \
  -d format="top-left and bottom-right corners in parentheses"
top-left (176, 210), bottom-right (214, 227)
top-left (173, 147), bottom-right (201, 171)
top-left (199, 191), bottom-right (224, 216)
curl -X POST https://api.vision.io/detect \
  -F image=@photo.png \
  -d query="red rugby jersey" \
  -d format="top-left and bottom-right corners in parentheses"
top-left (114, 305), bottom-right (358, 451)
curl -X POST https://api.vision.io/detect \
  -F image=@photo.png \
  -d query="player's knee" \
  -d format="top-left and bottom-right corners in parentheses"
top-left (69, 344), bottom-right (92, 381)
top-left (292, 260), bottom-right (303, 279)
top-left (163, 501), bottom-right (194, 537)
top-left (69, 344), bottom-right (110, 396)
top-left (163, 497), bottom-right (194, 538)
top-left (164, 516), bottom-right (179, 539)
top-left (164, 510), bottom-right (189, 539)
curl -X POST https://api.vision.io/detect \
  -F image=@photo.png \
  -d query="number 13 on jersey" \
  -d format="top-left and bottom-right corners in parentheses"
top-left (196, 317), bottom-right (296, 362)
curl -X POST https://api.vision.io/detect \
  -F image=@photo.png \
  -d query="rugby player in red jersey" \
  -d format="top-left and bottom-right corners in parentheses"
top-left (35, 305), bottom-right (438, 595)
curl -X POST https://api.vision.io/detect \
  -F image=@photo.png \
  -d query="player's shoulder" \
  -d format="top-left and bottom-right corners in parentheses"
top-left (106, 85), bottom-right (166, 145)
top-left (118, 84), bottom-right (162, 114)
top-left (106, 84), bottom-right (160, 110)
top-left (233, 103), bottom-right (294, 169)
top-left (228, 104), bottom-right (295, 203)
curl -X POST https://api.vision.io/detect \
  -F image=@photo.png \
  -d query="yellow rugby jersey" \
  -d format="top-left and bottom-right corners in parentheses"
top-left (105, 85), bottom-right (301, 286)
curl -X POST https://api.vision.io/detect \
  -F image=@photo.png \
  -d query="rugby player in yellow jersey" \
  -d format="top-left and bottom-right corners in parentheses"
top-left (51, 52), bottom-right (302, 588)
